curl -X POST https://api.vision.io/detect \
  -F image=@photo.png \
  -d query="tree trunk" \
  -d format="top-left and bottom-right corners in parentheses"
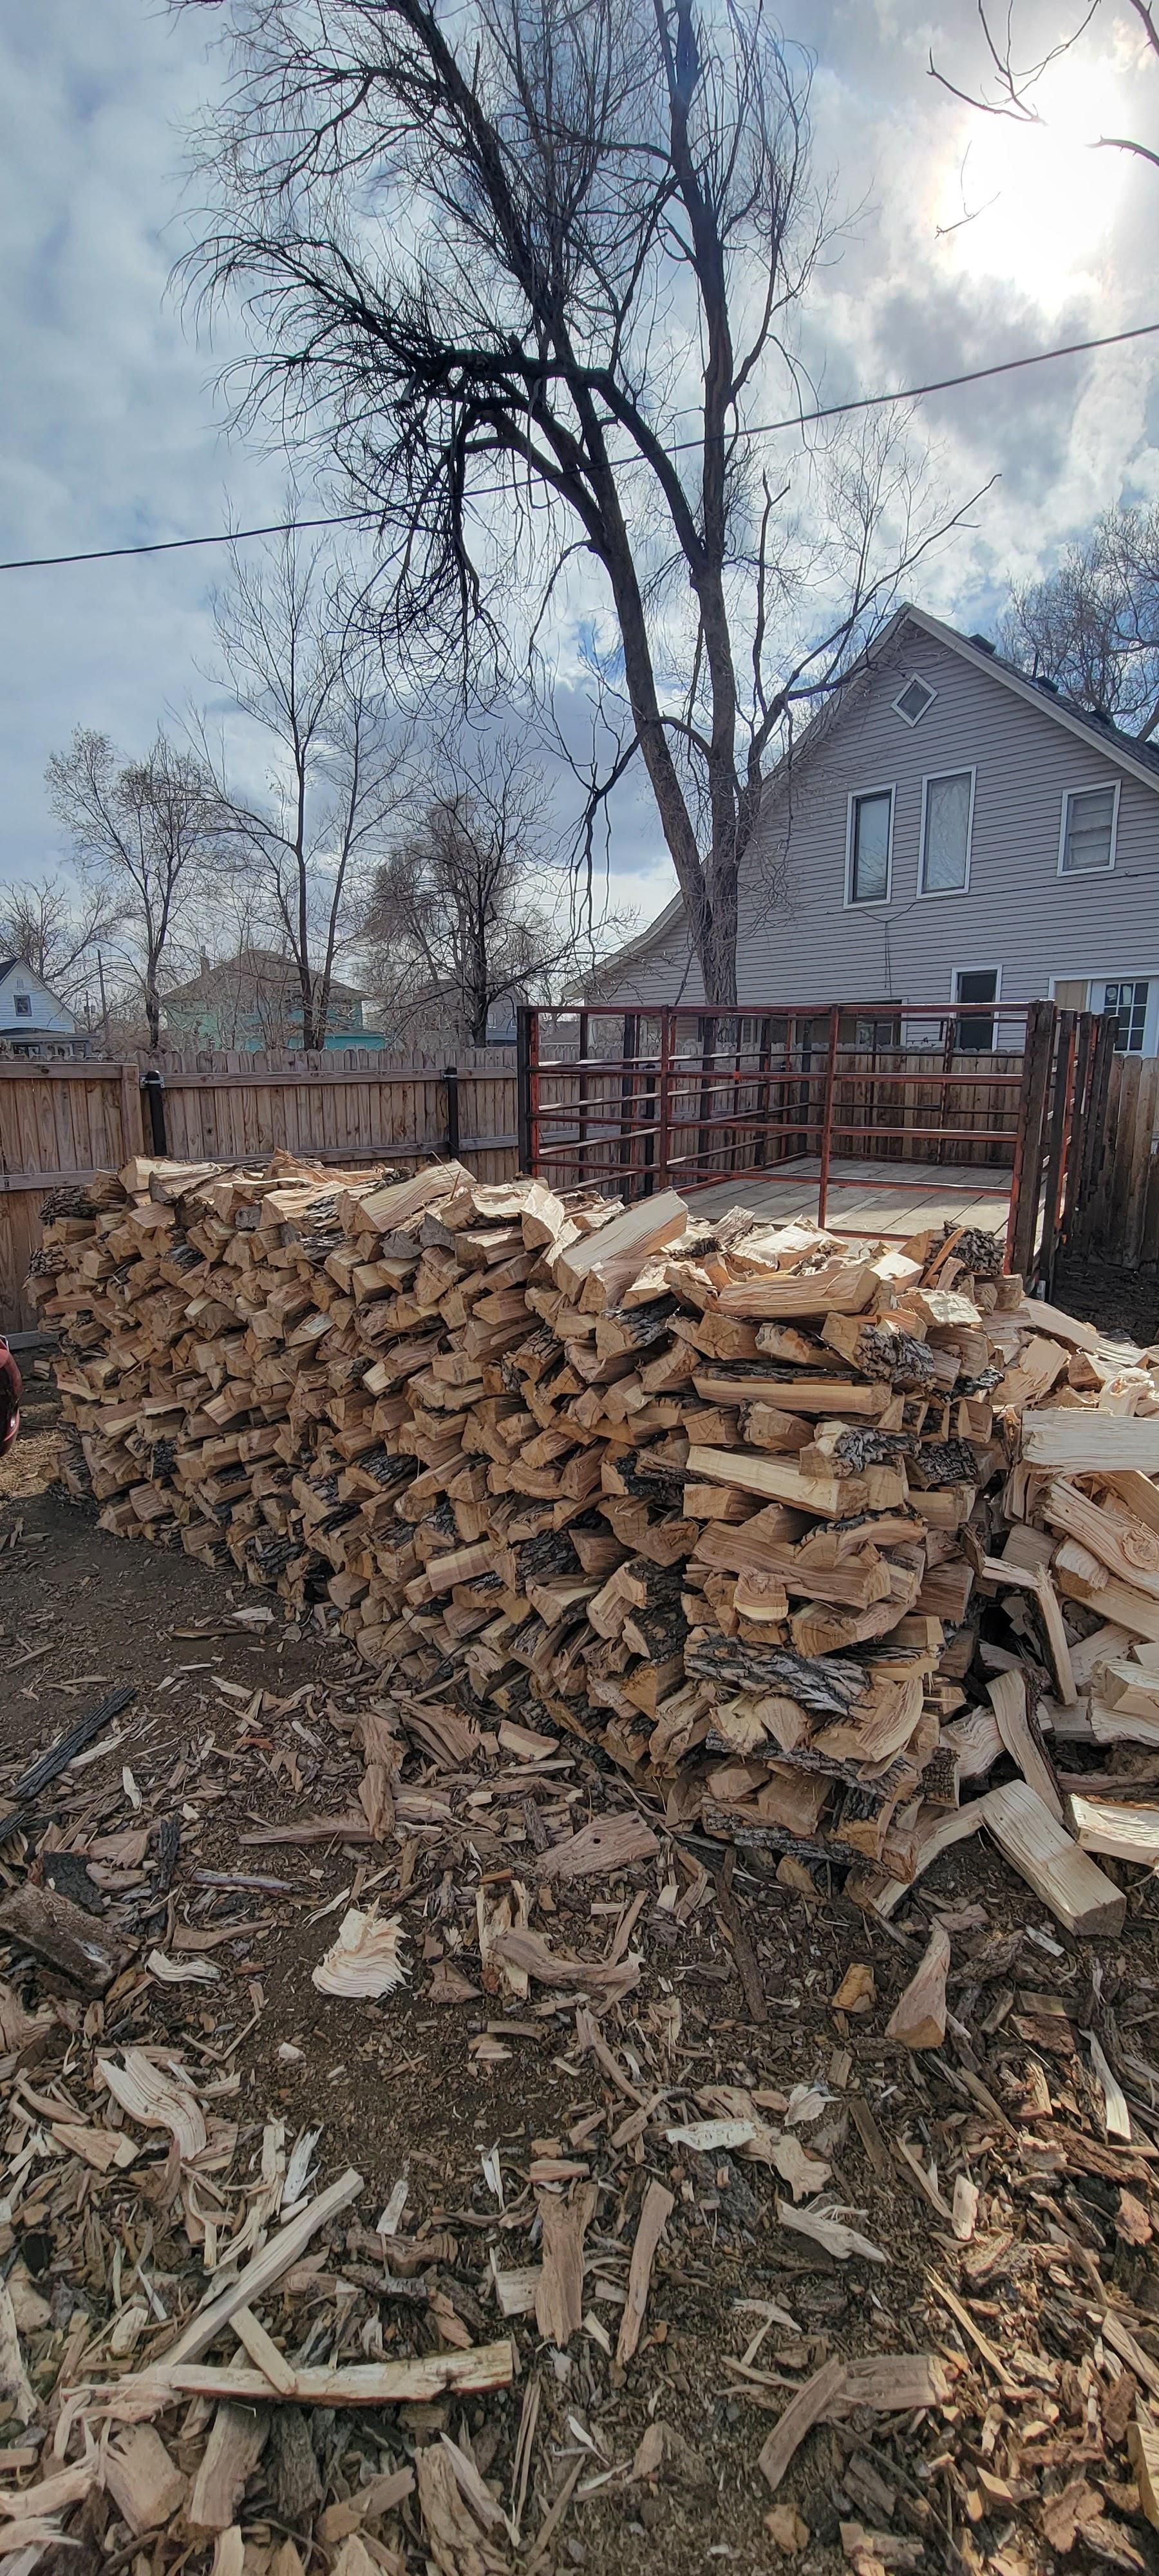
top-left (146, 987), bottom-right (160, 1049)
top-left (698, 859), bottom-right (740, 1007)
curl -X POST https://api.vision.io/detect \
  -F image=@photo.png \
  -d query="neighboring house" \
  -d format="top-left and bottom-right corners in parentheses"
top-left (594, 603), bottom-right (1159, 1053)
top-left (0, 959), bottom-right (89, 1057)
top-left (162, 950), bottom-right (385, 1054)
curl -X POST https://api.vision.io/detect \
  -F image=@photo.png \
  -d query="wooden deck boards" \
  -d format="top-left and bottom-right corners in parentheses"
top-left (688, 1155), bottom-right (1013, 1237)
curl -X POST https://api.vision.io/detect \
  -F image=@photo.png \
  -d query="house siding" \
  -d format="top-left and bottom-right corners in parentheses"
top-left (0, 965), bottom-right (81, 1039)
top-left (598, 618), bottom-right (1159, 1012)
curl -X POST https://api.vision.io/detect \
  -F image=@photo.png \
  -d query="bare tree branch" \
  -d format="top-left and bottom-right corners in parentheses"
top-left (363, 732), bottom-right (630, 1041)
top-left (180, 0), bottom-right (968, 1004)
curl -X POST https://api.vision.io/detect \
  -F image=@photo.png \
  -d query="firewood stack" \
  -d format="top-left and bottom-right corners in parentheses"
top-left (27, 1151), bottom-right (1159, 1919)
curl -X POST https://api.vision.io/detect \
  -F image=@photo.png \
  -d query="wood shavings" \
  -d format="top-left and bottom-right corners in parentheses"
top-left (312, 1908), bottom-right (409, 1998)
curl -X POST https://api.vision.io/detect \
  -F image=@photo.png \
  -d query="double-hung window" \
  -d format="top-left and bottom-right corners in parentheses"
top-left (847, 788), bottom-right (893, 904)
top-left (954, 967), bottom-right (999, 1051)
top-left (920, 770), bottom-right (974, 895)
top-left (1059, 783), bottom-right (1118, 873)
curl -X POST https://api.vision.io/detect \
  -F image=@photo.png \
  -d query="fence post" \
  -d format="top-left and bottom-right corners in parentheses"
top-left (1006, 999), bottom-right (1055, 1278)
top-left (118, 1063), bottom-right (142, 1164)
top-left (816, 1005), bottom-right (840, 1228)
top-left (444, 1065), bottom-right (460, 1160)
top-left (516, 1009), bottom-right (535, 1173)
top-left (140, 1068), bottom-right (167, 1157)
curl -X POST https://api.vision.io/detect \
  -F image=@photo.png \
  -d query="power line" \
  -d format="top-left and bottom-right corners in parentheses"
top-left (0, 509), bottom-right (368, 574)
top-left (3, 314), bottom-right (1158, 574)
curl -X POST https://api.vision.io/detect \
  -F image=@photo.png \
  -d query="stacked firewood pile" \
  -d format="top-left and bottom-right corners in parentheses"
top-left (28, 1151), bottom-right (1159, 1928)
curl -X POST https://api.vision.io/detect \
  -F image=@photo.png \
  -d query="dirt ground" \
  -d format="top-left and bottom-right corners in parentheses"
top-left (1051, 1258), bottom-right (1159, 1347)
top-left (5, 1366), bottom-right (1159, 2576)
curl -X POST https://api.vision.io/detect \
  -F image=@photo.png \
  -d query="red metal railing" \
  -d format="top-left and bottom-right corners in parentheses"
top-left (516, 998), bottom-right (1082, 1271)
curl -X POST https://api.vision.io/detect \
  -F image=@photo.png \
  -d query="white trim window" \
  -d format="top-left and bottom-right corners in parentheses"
top-left (1059, 781), bottom-right (1120, 874)
top-left (1049, 973), bottom-right (1159, 1054)
top-left (893, 674), bottom-right (936, 726)
top-left (846, 786), bottom-right (894, 905)
top-left (953, 965), bottom-right (1000, 1051)
top-left (1100, 977), bottom-right (1151, 1053)
top-left (919, 767), bottom-right (975, 895)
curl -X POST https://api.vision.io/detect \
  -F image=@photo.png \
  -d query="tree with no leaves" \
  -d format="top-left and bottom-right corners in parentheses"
top-left (44, 732), bottom-right (218, 1047)
top-left (184, 0), bottom-right (975, 1005)
top-left (0, 873), bottom-right (129, 1020)
top-left (363, 738), bottom-right (626, 1043)
top-left (199, 528), bottom-right (409, 1049)
top-left (997, 504), bottom-right (1159, 735)
top-left (932, 2), bottom-right (1159, 176)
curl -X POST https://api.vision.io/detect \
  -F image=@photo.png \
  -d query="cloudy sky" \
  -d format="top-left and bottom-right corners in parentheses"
top-left (0, 0), bottom-right (1156, 954)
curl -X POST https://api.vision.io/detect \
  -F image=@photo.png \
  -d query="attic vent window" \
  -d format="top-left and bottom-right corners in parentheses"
top-left (894, 675), bottom-right (935, 727)
top-left (13, 993), bottom-right (32, 1017)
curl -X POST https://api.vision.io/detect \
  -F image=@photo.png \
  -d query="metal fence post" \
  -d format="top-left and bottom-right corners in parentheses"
top-left (444, 1064), bottom-right (460, 1160)
top-left (141, 1067), bottom-right (167, 1156)
top-left (516, 1008), bottom-right (534, 1173)
top-left (816, 1005), bottom-right (840, 1227)
top-left (657, 1009), bottom-right (673, 1191)
top-left (1006, 999), bottom-right (1056, 1277)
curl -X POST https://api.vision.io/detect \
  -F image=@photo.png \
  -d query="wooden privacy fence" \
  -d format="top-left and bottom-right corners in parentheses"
top-left (0, 1046), bottom-right (516, 1330)
top-left (1063, 1048), bottom-right (1159, 1272)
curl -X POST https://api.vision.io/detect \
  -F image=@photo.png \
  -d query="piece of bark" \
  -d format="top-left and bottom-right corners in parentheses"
top-left (0, 1884), bottom-right (136, 1994)
top-left (108, 2342), bottom-right (518, 2415)
top-left (985, 1778), bottom-right (1126, 1935)
top-left (104, 2427), bottom-right (186, 2534)
top-left (534, 2186), bottom-right (595, 2346)
top-left (759, 2357), bottom-right (849, 2494)
top-left (0, 1685), bottom-right (137, 1842)
top-left (885, 1922), bottom-right (950, 2050)
top-left (263, 2408), bottom-right (323, 2525)
top-left (616, 2180), bottom-right (674, 2365)
top-left (187, 2401), bottom-right (270, 2533)
top-left (847, 2095), bottom-right (894, 2184)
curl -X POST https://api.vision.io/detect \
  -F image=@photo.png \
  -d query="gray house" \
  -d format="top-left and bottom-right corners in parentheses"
top-left (596, 603), bottom-right (1159, 1053)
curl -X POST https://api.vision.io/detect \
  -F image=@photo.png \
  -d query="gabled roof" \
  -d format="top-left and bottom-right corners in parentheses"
top-left (0, 957), bottom-right (77, 1019)
top-left (165, 949), bottom-right (367, 1008)
top-left (598, 600), bottom-right (1159, 981)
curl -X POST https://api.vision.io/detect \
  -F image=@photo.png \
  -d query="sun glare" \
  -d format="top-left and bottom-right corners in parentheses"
top-left (936, 53), bottom-right (1135, 307)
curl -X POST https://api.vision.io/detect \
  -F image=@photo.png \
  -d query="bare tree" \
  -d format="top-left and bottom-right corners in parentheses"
top-left (0, 873), bottom-right (129, 1017)
top-left (997, 503), bottom-right (1159, 734)
top-left (44, 732), bottom-right (218, 1047)
top-left (364, 737), bottom-right (628, 1043)
top-left (183, 0), bottom-right (978, 1007)
top-left (931, 3), bottom-right (1159, 174)
top-left (198, 529), bottom-right (408, 1048)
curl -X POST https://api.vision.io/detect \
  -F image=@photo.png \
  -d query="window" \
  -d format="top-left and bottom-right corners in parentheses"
top-left (1103, 979), bottom-right (1149, 1053)
top-left (1060, 782), bottom-right (1118, 873)
top-left (847, 788), bottom-right (893, 904)
top-left (954, 967), bottom-right (999, 1052)
top-left (920, 768), bottom-right (974, 895)
top-left (894, 675), bottom-right (936, 726)
top-left (12, 992), bottom-right (32, 1017)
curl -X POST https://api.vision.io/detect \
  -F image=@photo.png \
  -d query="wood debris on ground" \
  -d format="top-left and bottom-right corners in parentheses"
top-left (4, 1152), bottom-right (1159, 2565)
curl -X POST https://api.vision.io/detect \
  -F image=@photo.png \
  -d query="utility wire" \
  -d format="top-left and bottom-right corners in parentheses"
top-left (3, 314), bottom-right (1158, 574)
